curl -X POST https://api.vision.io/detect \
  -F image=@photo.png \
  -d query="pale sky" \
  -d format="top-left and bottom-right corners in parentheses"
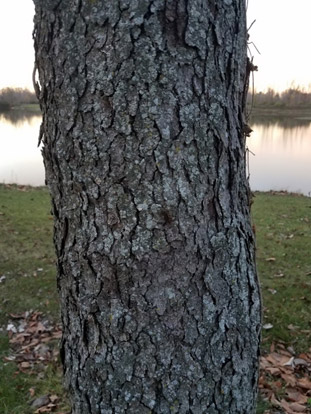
top-left (0, 0), bottom-right (310, 93)
top-left (247, 0), bottom-right (311, 92)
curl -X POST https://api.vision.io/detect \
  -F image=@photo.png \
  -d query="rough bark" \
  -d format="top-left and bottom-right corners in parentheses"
top-left (33, 1), bottom-right (261, 413)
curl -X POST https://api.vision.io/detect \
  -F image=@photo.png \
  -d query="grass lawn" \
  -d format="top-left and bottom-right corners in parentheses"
top-left (0, 185), bottom-right (310, 413)
top-left (253, 191), bottom-right (311, 351)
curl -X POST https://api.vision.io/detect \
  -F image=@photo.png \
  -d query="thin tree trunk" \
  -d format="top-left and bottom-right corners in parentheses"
top-left (33, 1), bottom-right (261, 413)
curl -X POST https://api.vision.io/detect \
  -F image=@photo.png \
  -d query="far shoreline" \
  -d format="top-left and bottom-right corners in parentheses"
top-left (249, 105), bottom-right (311, 120)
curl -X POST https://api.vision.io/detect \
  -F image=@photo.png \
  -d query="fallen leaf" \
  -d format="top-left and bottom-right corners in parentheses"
top-left (280, 372), bottom-right (297, 387)
top-left (283, 356), bottom-right (295, 367)
top-left (31, 395), bottom-right (50, 409)
top-left (279, 348), bottom-right (293, 357)
top-left (280, 399), bottom-right (294, 413)
top-left (297, 377), bottom-right (311, 390)
top-left (266, 257), bottom-right (276, 262)
top-left (270, 393), bottom-right (281, 407)
top-left (263, 323), bottom-right (274, 330)
top-left (294, 358), bottom-right (309, 367)
top-left (266, 352), bottom-right (292, 366)
top-left (298, 353), bottom-right (311, 361)
top-left (266, 367), bottom-right (281, 375)
top-left (35, 407), bottom-right (52, 414)
top-left (9, 313), bottom-right (26, 319)
top-left (286, 388), bottom-right (308, 404)
top-left (288, 402), bottom-right (306, 412)
top-left (6, 323), bottom-right (17, 333)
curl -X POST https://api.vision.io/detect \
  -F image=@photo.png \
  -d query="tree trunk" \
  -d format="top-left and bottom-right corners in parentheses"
top-left (33, 1), bottom-right (261, 412)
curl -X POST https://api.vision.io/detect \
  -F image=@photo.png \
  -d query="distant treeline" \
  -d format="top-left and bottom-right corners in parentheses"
top-left (0, 87), bottom-right (37, 110)
top-left (250, 87), bottom-right (311, 108)
top-left (2, 85), bottom-right (311, 111)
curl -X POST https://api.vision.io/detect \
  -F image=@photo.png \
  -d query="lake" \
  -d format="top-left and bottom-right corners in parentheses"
top-left (248, 114), bottom-right (311, 196)
top-left (0, 111), bottom-right (43, 186)
top-left (0, 110), bottom-right (311, 195)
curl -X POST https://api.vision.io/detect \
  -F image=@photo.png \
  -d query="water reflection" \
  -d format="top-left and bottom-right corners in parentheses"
top-left (0, 109), bottom-right (42, 126)
top-left (0, 111), bottom-right (44, 186)
top-left (250, 113), bottom-right (311, 129)
top-left (248, 115), bottom-right (311, 195)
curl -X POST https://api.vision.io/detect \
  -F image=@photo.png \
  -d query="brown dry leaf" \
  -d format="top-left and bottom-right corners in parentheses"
top-left (9, 313), bottom-right (26, 319)
top-left (269, 393), bottom-right (281, 407)
top-left (280, 399), bottom-right (295, 413)
top-left (266, 367), bottom-right (281, 375)
top-left (10, 333), bottom-right (31, 344)
top-left (288, 402), bottom-right (307, 412)
top-left (51, 330), bottom-right (62, 339)
top-left (279, 349), bottom-right (293, 357)
top-left (35, 407), bottom-right (53, 414)
top-left (298, 353), bottom-right (311, 361)
top-left (286, 388), bottom-right (308, 404)
top-left (280, 372), bottom-right (297, 387)
top-left (260, 356), bottom-right (271, 369)
top-left (297, 377), bottom-right (311, 390)
top-left (266, 352), bottom-right (293, 366)
top-left (21, 339), bottom-right (40, 349)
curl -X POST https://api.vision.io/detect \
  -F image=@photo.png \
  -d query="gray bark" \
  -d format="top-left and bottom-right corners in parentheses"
top-left (33, 0), bottom-right (261, 413)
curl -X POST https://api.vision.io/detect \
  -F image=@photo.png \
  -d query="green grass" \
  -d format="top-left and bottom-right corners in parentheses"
top-left (0, 185), bottom-right (58, 324)
top-left (0, 335), bottom-right (66, 414)
top-left (0, 185), bottom-right (67, 413)
top-left (256, 395), bottom-right (272, 414)
top-left (252, 191), bottom-right (311, 351)
top-left (0, 185), bottom-right (310, 413)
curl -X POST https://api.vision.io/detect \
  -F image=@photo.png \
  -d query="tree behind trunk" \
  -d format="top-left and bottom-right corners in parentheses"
top-left (33, 0), bottom-right (261, 412)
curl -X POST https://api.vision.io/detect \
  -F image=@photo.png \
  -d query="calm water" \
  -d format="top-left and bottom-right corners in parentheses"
top-left (248, 115), bottom-right (311, 195)
top-left (0, 111), bottom-right (311, 195)
top-left (0, 112), bottom-right (43, 186)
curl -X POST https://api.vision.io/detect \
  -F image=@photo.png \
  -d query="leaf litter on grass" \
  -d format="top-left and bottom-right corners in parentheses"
top-left (5, 311), bottom-right (66, 413)
top-left (5, 313), bottom-right (311, 414)
top-left (260, 343), bottom-right (311, 413)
